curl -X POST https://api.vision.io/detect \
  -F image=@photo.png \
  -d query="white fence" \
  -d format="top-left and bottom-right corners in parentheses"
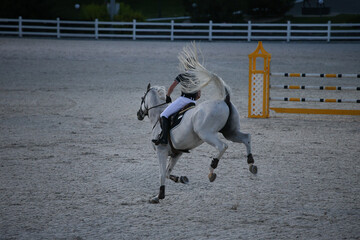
top-left (1, 17), bottom-right (360, 42)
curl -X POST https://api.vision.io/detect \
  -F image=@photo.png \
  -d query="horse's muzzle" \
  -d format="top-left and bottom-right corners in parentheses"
top-left (137, 109), bottom-right (145, 120)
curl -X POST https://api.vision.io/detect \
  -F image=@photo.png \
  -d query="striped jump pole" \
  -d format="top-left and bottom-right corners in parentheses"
top-left (270, 73), bottom-right (360, 78)
top-left (248, 42), bottom-right (360, 118)
top-left (270, 85), bottom-right (360, 91)
top-left (270, 97), bottom-right (360, 103)
top-left (269, 108), bottom-right (360, 115)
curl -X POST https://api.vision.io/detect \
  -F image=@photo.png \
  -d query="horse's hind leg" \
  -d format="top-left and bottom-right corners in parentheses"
top-left (224, 131), bottom-right (251, 155)
top-left (223, 131), bottom-right (257, 174)
top-left (197, 131), bottom-right (228, 182)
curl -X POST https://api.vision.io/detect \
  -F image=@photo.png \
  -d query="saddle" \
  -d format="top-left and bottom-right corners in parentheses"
top-left (169, 102), bottom-right (196, 129)
top-left (168, 102), bottom-right (196, 154)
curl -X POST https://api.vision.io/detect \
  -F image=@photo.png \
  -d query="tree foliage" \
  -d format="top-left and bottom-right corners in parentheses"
top-left (0, 0), bottom-right (54, 19)
top-left (0, 0), bottom-right (144, 21)
top-left (183, 0), bottom-right (295, 22)
top-left (114, 3), bottom-right (145, 22)
top-left (183, 0), bottom-right (243, 22)
top-left (80, 4), bottom-right (108, 21)
top-left (244, 0), bottom-right (295, 17)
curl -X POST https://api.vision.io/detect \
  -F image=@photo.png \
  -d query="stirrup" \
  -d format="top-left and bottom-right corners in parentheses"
top-left (152, 137), bottom-right (167, 145)
top-left (152, 132), bottom-right (168, 145)
top-left (152, 133), bottom-right (160, 145)
top-left (152, 138), bottom-right (160, 145)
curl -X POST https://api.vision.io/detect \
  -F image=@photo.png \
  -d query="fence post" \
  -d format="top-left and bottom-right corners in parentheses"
top-left (18, 16), bottom-right (22, 37)
top-left (327, 20), bottom-right (331, 42)
top-left (57, 17), bottom-right (60, 39)
top-left (286, 20), bottom-right (291, 42)
top-left (171, 20), bottom-right (174, 41)
top-left (247, 21), bottom-right (251, 42)
top-left (133, 19), bottom-right (136, 40)
top-left (95, 18), bottom-right (98, 40)
top-left (209, 20), bottom-right (213, 41)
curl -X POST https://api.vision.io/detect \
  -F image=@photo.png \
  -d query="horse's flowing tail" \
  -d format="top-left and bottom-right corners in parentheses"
top-left (178, 42), bottom-right (230, 100)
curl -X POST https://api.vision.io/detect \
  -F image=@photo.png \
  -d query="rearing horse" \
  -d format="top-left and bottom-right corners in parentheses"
top-left (137, 45), bottom-right (257, 203)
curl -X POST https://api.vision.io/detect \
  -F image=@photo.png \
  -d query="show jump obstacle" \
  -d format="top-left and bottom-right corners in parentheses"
top-left (248, 42), bottom-right (360, 118)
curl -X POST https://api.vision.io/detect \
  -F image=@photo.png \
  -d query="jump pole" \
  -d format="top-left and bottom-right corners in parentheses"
top-left (247, 42), bottom-right (360, 117)
top-left (269, 108), bottom-right (360, 115)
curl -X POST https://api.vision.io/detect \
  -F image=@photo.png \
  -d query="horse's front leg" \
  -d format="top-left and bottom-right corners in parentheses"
top-left (166, 153), bottom-right (181, 179)
top-left (149, 147), bottom-right (168, 204)
top-left (166, 153), bottom-right (189, 184)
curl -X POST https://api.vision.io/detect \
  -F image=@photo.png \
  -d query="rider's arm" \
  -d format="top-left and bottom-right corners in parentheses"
top-left (167, 80), bottom-right (178, 97)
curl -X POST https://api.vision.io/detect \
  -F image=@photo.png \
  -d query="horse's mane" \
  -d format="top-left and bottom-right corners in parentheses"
top-left (177, 41), bottom-right (230, 100)
top-left (151, 85), bottom-right (166, 101)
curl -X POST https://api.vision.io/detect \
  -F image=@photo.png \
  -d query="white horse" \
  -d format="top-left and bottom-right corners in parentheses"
top-left (137, 45), bottom-right (257, 204)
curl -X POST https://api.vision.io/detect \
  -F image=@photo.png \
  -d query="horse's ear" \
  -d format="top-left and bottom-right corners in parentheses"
top-left (147, 83), bottom-right (151, 90)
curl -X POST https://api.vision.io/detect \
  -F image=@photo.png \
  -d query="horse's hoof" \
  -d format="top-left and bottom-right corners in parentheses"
top-left (208, 173), bottom-right (217, 182)
top-left (249, 165), bottom-right (258, 174)
top-left (149, 196), bottom-right (160, 204)
top-left (180, 176), bottom-right (189, 184)
top-left (169, 175), bottom-right (179, 183)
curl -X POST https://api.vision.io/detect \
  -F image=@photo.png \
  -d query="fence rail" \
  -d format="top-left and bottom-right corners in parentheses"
top-left (1, 17), bottom-right (360, 42)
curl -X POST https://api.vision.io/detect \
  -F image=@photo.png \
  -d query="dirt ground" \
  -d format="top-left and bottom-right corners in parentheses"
top-left (0, 38), bottom-right (359, 240)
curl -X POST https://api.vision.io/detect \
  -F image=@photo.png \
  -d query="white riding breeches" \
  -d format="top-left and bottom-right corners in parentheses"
top-left (160, 96), bottom-right (195, 118)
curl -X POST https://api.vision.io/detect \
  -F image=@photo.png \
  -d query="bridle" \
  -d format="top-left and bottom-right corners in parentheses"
top-left (137, 87), bottom-right (167, 120)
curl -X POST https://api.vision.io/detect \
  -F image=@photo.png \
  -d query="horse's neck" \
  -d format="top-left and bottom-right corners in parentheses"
top-left (148, 108), bottom-right (162, 125)
top-left (148, 94), bottom-right (165, 125)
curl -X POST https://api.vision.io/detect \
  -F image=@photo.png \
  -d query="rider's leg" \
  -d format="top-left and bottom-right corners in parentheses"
top-left (161, 96), bottom-right (194, 118)
top-left (152, 97), bottom-right (194, 145)
top-left (152, 116), bottom-right (170, 145)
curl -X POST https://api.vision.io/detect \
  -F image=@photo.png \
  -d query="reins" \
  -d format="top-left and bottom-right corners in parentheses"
top-left (146, 102), bottom-right (167, 111)
top-left (152, 118), bottom-right (160, 130)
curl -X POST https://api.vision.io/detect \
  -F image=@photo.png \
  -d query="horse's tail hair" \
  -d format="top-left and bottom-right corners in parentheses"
top-left (178, 42), bottom-right (230, 100)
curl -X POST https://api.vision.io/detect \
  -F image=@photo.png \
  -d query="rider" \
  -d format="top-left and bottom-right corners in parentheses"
top-left (152, 73), bottom-right (201, 145)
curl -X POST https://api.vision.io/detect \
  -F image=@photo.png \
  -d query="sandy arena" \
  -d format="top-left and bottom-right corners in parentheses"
top-left (0, 38), bottom-right (359, 239)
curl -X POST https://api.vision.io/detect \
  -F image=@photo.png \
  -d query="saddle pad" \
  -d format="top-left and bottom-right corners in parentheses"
top-left (170, 103), bottom-right (195, 129)
top-left (168, 103), bottom-right (195, 154)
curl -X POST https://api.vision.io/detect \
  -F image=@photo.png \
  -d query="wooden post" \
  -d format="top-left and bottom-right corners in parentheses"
top-left (133, 19), bottom-right (136, 40)
top-left (327, 21), bottom-right (331, 42)
top-left (57, 17), bottom-right (60, 39)
top-left (209, 20), bottom-right (213, 41)
top-left (171, 20), bottom-right (174, 41)
top-left (18, 16), bottom-right (22, 37)
top-left (95, 18), bottom-right (99, 40)
top-left (247, 21), bottom-right (251, 42)
top-left (287, 21), bottom-right (291, 42)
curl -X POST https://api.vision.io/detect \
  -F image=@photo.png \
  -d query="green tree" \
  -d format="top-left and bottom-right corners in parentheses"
top-left (0, 0), bottom-right (53, 19)
top-left (80, 3), bottom-right (109, 21)
top-left (183, 0), bottom-right (243, 22)
top-left (183, 0), bottom-right (295, 22)
top-left (72, 2), bottom-right (145, 21)
top-left (114, 3), bottom-right (145, 21)
top-left (244, 0), bottom-right (295, 18)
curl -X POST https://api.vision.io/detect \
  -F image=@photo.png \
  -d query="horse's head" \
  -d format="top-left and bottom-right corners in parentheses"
top-left (137, 83), bottom-right (151, 121)
top-left (137, 83), bottom-right (167, 121)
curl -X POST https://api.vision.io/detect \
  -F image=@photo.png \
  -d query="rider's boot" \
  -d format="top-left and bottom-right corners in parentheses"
top-left (152, 117), bottom-right (170, 145)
